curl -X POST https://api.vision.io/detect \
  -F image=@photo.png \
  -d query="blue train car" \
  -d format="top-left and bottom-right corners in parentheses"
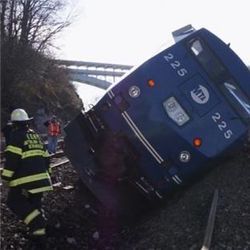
top-left (64, 26), bottom-right (250, 211)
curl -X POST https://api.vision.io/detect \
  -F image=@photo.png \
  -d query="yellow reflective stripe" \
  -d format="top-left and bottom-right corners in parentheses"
top-left (6, 145), bottom-right (22, 156)
top-left (24, 209), bottom-right (40, 225)
top-left (9, 173), bottom-right (50, 187)
top-left (43, 151), bottom-right (50, 158)
top-left (2, 169), bottom-right (14, 177)
top-left (22, 150), bottom-right (45, 159)
top-left (48, 167), bottom-right (52, 174)
top-left (28, 186), bottom-right (53, 194)
top-left (32, 228), bottom-right (46, 236)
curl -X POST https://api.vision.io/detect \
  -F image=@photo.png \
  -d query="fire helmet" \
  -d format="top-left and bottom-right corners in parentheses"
top-left (10, 109), bottom-right (33, 122)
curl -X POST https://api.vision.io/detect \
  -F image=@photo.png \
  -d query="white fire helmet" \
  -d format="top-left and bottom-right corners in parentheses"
top-left (11, 109), bottom-right (33, 122)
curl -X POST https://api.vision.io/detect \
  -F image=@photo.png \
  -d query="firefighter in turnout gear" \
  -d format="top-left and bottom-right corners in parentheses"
top-left (1, 109), bottom-right (53, 246)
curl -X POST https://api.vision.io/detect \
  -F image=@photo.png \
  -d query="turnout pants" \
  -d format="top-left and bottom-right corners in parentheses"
top-left (7, 187), bottom-right (46, 237)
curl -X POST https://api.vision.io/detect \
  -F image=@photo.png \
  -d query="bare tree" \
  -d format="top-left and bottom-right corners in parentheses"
top-left (1, 0), bottom-right (82, 126)
top-left (1, 0), bottom-right (71, 52)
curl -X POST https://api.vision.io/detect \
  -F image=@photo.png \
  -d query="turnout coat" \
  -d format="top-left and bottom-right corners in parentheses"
top-left (2, 126), bottom-right (53, 194)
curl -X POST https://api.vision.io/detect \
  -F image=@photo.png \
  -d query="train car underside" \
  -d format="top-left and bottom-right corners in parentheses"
top-left (64, 112), bottom-right (152, 214)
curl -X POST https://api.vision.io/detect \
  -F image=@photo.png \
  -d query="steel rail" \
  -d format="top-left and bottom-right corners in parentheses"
top-left (201, 189), bottom-right (219, 250)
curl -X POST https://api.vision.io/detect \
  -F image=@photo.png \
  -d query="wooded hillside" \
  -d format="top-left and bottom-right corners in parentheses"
top-left (1, 0), bottom-right (83, 128)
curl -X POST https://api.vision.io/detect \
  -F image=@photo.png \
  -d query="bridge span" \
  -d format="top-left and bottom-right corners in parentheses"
top-left (55, 59), bottom-right (133, 90)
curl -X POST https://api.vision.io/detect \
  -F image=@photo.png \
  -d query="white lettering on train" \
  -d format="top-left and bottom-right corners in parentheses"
top-left (163, 53), bottom-right (188, 77)
top-left (211, 112), bottom-right (233, 139)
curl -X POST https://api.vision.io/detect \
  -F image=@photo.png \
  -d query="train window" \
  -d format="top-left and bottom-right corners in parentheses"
top-left (189, 38), bottom-right (250, 123)
top-left (189, 38), bottom-right (227, 82)
top-left (220, 79), bottom-right (250, 121)
top-left (190, 40), bottom-right (203, 56)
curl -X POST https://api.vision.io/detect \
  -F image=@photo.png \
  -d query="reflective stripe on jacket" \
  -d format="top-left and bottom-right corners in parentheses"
top-left (48, 122), bottom-right (60, 136)
top-left (1, 127), bottom-right (53, 193)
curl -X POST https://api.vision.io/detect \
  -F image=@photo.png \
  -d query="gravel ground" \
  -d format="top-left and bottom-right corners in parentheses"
top-left (1, 145), bottom-right (250, 250)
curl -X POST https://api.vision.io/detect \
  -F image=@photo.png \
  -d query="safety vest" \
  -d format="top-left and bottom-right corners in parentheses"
top-left (48, 121), bottom-right (60, 136)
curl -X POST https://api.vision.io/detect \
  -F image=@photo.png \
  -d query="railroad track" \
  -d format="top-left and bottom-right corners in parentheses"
top-left (51, 157), bottom-right (70, 169)
top-left (201, 189), bottom-right (219, 250)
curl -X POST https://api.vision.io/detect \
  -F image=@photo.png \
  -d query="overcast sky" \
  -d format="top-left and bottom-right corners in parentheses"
top-left (55, 0), bottom-right (250, 66)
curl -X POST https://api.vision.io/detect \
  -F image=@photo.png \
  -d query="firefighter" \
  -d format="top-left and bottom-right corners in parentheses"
top-left (44, 115), bottom-right (61, 154)
top-left (1, 108), bottom-right (53, 247)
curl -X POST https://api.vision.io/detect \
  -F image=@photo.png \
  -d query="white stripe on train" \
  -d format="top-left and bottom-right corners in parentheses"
top-left (108, 90), bottom-right (182, 185)
top-left (108, 90), bottom-right (164, 164)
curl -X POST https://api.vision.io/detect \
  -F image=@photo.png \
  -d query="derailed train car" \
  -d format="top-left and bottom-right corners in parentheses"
top-left (64, 26), bottom-right (250, 212)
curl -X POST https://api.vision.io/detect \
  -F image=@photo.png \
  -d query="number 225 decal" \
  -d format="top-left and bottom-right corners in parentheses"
top-left (163, 53), bottom-right (188, 77)
top-left (212, 112), bottom-right (233, 139)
